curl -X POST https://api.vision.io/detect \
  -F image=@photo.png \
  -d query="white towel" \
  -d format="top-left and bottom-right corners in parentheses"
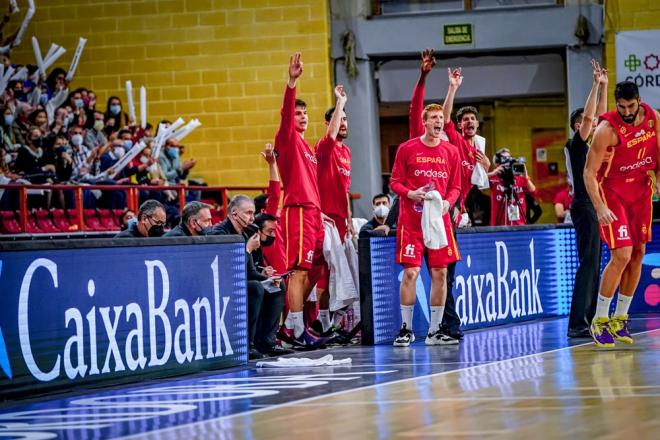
top-left (471, 134), bottom-right (489, 189)
top-left (256, 354), bottom-right (352, 368)
top-left (422, 190), bottom-right (448, 250)
top-left (323, 222), bottom-right (359, 311)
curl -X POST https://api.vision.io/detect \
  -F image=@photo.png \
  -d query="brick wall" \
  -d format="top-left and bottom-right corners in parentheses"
top-left (9, 0), bottom-right (332, 186)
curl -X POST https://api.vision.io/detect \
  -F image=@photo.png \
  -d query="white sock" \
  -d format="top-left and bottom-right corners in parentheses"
top-left (614, 294), bottom-right (633, 317)
top-left (594, 294), bottom-right (613, 319)
top-left (401, 305), bottom-right (413, 330)
top-left (429, 306), bottom-right (445, 333)
top-left (318, 309), bottom-right (331, 332)
top-left (288, 311), bottom-right (305, 338)
top-left (332, 309), bottom-right (346, 327)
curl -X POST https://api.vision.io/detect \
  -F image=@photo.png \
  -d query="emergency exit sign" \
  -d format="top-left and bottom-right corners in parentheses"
top-left (444, 24), bottom-right (473, 45)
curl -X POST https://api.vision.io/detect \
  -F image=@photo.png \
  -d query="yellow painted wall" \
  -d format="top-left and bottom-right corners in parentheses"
top-left (603, 0), bottom-right (660, 97)
top-left (9, 0), bottom-right (332, 186)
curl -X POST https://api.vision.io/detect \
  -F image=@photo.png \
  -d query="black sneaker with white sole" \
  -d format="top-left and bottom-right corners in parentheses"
top-left (426, 326), bottom-right (460, 345)
top-left (393, 323), bottom-right (415, 347)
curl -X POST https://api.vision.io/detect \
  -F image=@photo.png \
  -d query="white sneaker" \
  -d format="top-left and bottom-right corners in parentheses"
top-left (393, 324), bottom-right (415, 347)
top-left (425, 327), bottom-right (460, 345)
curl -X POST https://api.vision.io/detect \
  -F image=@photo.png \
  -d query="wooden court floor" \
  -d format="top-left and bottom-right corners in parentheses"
top-left (134, 327), bottom-right (660, 440)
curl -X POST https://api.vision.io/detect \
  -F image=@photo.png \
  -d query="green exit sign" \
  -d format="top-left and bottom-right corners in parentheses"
top-left (444, 24), bottom-right (473, 45)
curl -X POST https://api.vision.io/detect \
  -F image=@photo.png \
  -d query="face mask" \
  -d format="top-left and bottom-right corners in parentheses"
top-left (4, 115), bottom-right (14, 126)
top-left (71, 134), bottom-right (83, 146)
top-left (13, 89), bottom-right (23, 99)
top-left (374, 204), bottom-right (390, 219)
top-left (93, 120), bottom-right (104, 131)
top-left (110, 104), bottom-right (121, 115)
top-left (139, 156), bottom-right (149, 164)
top-left (148, 224), bottom-right (165, 237)
top-left (74, 98), bottom-right (84, 108)
top-left (4, 153), bottom-right (13, 165)
top-left (31, 137), bottom-right (42, 148)
top-left (83, 96), bottom-right (90, 106)
top-left (39, 95), bottom-right (49, 106)
top-left (167, 147), bottom-right (179, 159)
top-left (64, 114), bottom-right (74, 127)
top-left (123, 140), bottom-right (133, 150)
top-left (127, 217), bottom-right (137, 229)
top-left (260, 234), bottom-right (276, 247)
top-left (113, 147), bottom-right (126, 158)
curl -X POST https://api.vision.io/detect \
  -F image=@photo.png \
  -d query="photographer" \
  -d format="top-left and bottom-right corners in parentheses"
top-left (488, 148), bottom-right (537, 226)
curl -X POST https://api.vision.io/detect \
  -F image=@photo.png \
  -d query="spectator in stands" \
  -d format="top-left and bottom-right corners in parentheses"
top-left (159, 138), bottom-right (196, 184)
top-left (85, 90), bottom-right (98, 111)
top-left (1, 106), bottom-right (26, 153)
top-left (359, 193), bottom-right (395, 238)
top-left (45, 68), bottom-right (67, 95)
top-left (85, 111), bottom-right (107, 149)
top-left (206, 195), bottom-right (268, 359)
top-left (250, 212), bottom-right (290, 357)
top-left (28, 109), bottom-right (49, 135)
top-left (104, 96), bottom-right (129, 135)
top-left (554, 183), bottom-right (573, 224)
top-left (118, 208), bottom-right (135, 231)
top-left (52, 134), bottom-right (73, 183)
top-left (164, 201), bottom-right (212, 237)
top-left (114, 199), bottom-right (166, 238)
top-left (117, 129), bottom-right (134, 152)
top-left (13, 127), bottom-right (56, 183)
top-left (67, 88), bottom-right (91, 129)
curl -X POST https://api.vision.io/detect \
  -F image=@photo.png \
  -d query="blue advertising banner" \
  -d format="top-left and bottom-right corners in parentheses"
top-left (364, 227), bottom-right (578, 344)
top-left (0, 238), bottom-right (247, 398)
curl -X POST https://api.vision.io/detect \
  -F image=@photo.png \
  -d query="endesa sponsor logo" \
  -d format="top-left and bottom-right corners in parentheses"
top-left (619, 156), bottom-right (654, 172)
top-left (414, 169), bottom-right (448, 179)
top-left (304, 151), bottom-right (318, 164)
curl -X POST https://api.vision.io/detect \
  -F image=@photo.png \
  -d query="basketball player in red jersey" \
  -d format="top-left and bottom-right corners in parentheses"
top-left (310, 84), bottom-right (353, 338)
top-left (390, 103), bottom-right (462, 347)
top-left (274, 52), bottom-right (326, 347)
top-left (584, 81), bottom-right (660, 347)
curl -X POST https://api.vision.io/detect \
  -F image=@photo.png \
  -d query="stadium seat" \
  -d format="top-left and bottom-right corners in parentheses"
top-left (66, 209), bottom-right (82, 231)
top-left (210, 208), bottom-right (224, 225)
top-left (25, 211), bottom-right (42, 234)
top-left (112, 209), bottom-right (125, 226)
top-left (98, 209), bottom-right (119, 230)
top-left (0, 210), bottom-right (21, 234)
top-left (83, 209), bottom-right (108, 231)
top-left (34, 209), bottom-right (60, 233)
top-left (52, 208), bottom-right (76, 232)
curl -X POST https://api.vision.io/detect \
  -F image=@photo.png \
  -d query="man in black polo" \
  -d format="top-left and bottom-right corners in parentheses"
top-left (564, 59), bottom-right (607, 338)
top-left (164, 201), bottom-right (212, 237)
top-left (114, 199), bottom-right (166, 238)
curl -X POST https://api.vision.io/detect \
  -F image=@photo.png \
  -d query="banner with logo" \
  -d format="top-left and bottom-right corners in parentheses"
top-left (361, 227), bottom-right (578, 345)
top-left (0, 239), bottom-right (247, 399)
top-left (616, 30), bottom-right (660, 108)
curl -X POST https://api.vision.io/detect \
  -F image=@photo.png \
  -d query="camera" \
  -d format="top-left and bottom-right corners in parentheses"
top-left (499, 156), bottom-right (526, 192)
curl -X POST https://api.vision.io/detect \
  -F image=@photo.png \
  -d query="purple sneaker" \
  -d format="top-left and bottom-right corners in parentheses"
top-left (609, 315), bottom-right (633, 344)
top-left (590, 317), bottom-right (615, 348)
top-left (292, 329), bottom-right (327, 349)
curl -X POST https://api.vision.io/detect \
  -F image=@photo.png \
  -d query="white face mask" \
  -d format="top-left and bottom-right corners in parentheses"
top-left (139, 156), bottom-right (149, 164)
top-left (374, 204), bottom-right (390, 219)
top-left (113, 147), bottom-right (126, 158)
top-left (71, 134), bottom-right (83, 146)
top-left (4, 153), bottom-right (13, 165)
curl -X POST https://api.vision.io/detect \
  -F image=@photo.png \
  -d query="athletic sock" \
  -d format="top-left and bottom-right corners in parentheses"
top-left (288, 312), bottom-right (305, 338)
top-left (614, 294), bottom-right (633, 317)
top-left (332, 309), bottom-right (346, 328)
top-left (429, 306), bottom-right (445, 334)
top-left (318, 309), bottom-right (331, 332)
top-left (400, 305), bottom-right (413, 331)
top-left (594, 294), bottom-right (613, 319)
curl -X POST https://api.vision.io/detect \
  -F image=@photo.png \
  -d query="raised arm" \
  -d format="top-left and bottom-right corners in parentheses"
top-left (275, 53), bottom-right (303, 149)
top-left (326, 85), bottom-right (347, 140)
top-left (261, 142), bottom-right (281, 217)
top-left (409, 49), bottom-right (436, 139)
top-left (443, 67), bottom-right (463, 123)
top-left (579, 59), bottom-right (604, 142)
top-left (584, 121), bottom-right (618, 225)
top-left (596, 63), bottom-right (608, 118)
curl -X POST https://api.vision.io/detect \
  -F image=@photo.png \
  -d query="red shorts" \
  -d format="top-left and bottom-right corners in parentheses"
top-left (316, 214), bottom-right (348, 290)
top-left (599, 179), bottom-right (653, 249)
top-left (282, 205), bottom-right (324, 270)
top-left (396, 214), bottom-right (460, 269)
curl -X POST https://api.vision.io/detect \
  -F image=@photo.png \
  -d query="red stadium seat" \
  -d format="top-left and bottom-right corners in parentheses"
top-left (66, 209), bottom-right (82, 231)
top-left (210, 208), bottom-right (224, 225)
top-left (34, 209), bottom-right (60, 233)
top-left (25, 211), bottom-right (42, 234)
top-left (0, 210), bottom-right (21, 234)
top-left (83, 209), bottom-right (108, 231)
top-left (98, 209), bottom-right (119, 230)
top-left (52, 209), bottom-right (76, 232)
top-left (112, 209), bottom-right (126, 227)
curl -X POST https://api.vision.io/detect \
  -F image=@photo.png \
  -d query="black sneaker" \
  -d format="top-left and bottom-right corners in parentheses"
top-left (249, 347), bottom-right (266, 360)
top-left (393, 323), bottom-right (415, 347)
top-left (266, 346), bottom-right (295, 357)
top-left (441, 324), bottom-right (464, 340)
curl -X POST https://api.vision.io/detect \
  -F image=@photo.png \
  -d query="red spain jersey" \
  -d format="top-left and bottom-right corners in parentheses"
top-left (315, 135), bottom-right (351, 219)
top-left (597, 102), bottom-right (658, 186)
top-left (444, 120), bottom-right (479, 206)
top-left (274, 86), bottom-right (321, 208)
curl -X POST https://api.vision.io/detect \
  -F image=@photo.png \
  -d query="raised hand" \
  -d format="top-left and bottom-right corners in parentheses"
top-left (591, 59), bottom-right (607, 85)
top-left (448, 67), bottom-right (463, 88)
top-left (420, 48), bottom-right (436, 74)
top-left (261, 142), bottom-right (276, 165)
top-left (334, 84), bottom-right (347, 104)
top-left (288, 52), bottom-right (303, 86)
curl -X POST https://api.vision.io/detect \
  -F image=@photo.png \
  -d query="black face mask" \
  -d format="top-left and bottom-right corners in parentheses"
top-left (13, 89), bottom-right (24, 99)
top-left (260, 235), bottom-right (276, 247)
top-left (148, 224), bottom-right (165, 237)
top-left (31, 138), bottom-right (42, 148)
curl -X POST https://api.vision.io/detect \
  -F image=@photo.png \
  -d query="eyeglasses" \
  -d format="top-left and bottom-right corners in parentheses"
top-left (148, 216), bottom-right (165, 227)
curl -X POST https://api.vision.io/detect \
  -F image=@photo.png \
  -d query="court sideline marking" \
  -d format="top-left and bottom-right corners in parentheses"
top-left (117, 325), bottom-right (660, 440)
